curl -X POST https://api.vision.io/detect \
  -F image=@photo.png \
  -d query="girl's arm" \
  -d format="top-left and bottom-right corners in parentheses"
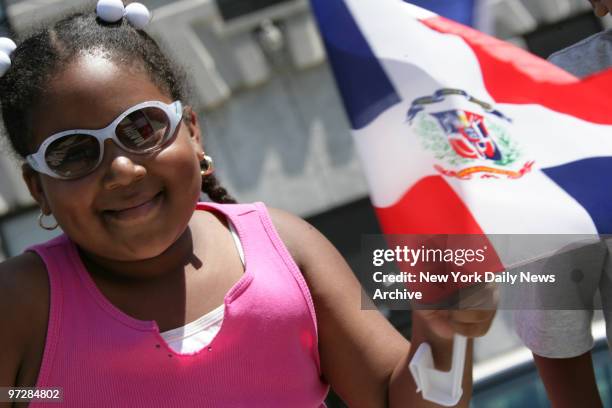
top-left (533, 353), bottom-right (603, 408)
top-left (0, 253), bottom-right (49, 396)
top-left (268, 208), bottom-right (493, 407)
top-left (0, 257), bottom-right (29, 389)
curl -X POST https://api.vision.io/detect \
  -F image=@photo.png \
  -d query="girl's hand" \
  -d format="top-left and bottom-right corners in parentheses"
top-left (415, 282), bottom-right (498, 340)
top-left (415, 308), bottom-right (495, 340)
top-left (590, 0), bottom-right (612, 17)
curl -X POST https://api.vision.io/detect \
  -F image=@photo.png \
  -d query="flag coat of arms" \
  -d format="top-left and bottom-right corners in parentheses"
top-left (310, 0), bottom-right (612, 239)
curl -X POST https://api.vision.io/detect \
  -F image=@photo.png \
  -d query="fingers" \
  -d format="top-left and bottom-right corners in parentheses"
top-left (425, 319), bottom-right (456, 340)
top-left (415, 283), bottom-right (497, 339)
top-left (595, 3), bottom-right (609, 17)
top-left (450, 309), bottom-right (496, 338)
top-left (590, 0), bottom-right (611, 17)
top-left (451, 309), bottom-right (495, 324)
top-left (415, 309), bottom-right (455, 340)
top-left (457, 282), bottom-right (499, 310)
top-left (415, 308), bottom-right (496, 339)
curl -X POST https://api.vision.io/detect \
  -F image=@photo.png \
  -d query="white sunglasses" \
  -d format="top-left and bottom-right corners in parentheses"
top-left (26, 100), bottom-right (183, 180)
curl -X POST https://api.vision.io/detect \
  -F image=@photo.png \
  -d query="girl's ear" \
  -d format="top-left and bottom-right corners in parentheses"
top-left (183, 106), bottom-right (204, 158)
top-left (22, 164), bottom-right (51, 214)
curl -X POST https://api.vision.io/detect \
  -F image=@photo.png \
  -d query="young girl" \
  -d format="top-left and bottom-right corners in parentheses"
top-left (0, 2), bottom-right (493, 407)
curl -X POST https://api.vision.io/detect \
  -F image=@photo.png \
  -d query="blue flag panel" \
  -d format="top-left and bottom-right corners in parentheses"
top-left (403, 0), bottom-right (477, 27)
top-left (310, 0), bottom-right (401, 130)
top-left (542, 157), bottom-right (612, 234)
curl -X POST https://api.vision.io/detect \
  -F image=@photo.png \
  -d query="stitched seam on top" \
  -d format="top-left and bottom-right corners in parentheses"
top-left (66, 239), bottom-right (156, 331)
top-left (27, 241), bottom-right (63, 390)
top-left (254, 202), bottom-right (324, 376)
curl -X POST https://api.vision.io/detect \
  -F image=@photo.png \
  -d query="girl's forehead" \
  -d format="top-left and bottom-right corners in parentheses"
top-left (30, 54), bottom-right (169, 142)
top-left (74, 52), bottom-right (119, 81)
top-left (45, 54), bottom-right (164, 109)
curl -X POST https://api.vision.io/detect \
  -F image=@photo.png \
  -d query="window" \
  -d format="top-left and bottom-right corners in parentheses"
top-left (0, 0), bottom-right (13, 38)
top-left (216, 0), bottom-right (294, 21)
top-left (524, 11), bottom-right (603, 58)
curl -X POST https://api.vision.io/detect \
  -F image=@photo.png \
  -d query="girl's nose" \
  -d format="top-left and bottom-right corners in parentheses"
top-left (102, 141), bottom-right (147, 190)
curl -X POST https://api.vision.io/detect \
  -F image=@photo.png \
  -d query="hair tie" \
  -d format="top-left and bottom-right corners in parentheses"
top-left (125, 3), bottom-right (151, 29)
top-left (0, 37), bottom-right (17, 77)
top-left (96, 0), bottom-right (151, 29)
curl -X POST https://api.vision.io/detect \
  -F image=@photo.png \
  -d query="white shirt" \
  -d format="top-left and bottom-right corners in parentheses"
top-left (159, 218), bottom-right (244, 353)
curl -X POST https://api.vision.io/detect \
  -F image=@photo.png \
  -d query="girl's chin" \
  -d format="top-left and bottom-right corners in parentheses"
top-left (121, 241), bottom-right (175, 261)
top-left (92, 233), bottom-right (177, 263)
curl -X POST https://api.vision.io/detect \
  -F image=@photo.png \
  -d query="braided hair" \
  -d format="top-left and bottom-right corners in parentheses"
top-left (0, 9), bottom-right (236, 204)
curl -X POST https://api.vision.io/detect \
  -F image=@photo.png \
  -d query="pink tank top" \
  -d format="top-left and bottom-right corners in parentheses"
top-left (27, 202), bottom-right (329, 407)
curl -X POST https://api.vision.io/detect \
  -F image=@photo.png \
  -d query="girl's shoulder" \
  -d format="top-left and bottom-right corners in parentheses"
top-left (264, 206), bottom-right (315, 265)
top-left (0, 252), bottom-right (49, 386)
top-left (198, 202), bottom-right (311, 262)
top-left (264, 206), bottom-right (338, 281)
top-left (0, 251), bottom-right (49, 312)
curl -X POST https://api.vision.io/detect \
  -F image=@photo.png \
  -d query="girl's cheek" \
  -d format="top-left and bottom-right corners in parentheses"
top-left (158, 139), bottom-right (201, 180)
top-left (44, 180), bottom-right (95, 211)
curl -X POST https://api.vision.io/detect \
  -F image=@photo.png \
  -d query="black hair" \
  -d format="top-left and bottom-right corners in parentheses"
top-left (0, 8), bottom-right (236, 204)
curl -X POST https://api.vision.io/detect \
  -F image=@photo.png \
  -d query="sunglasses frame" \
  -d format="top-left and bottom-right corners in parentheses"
top-left (26, 100), bottom-right (183, 180)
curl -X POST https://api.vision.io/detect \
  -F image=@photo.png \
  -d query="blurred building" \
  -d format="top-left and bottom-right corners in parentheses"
top-left (0, 0), bottom-right (13, 36)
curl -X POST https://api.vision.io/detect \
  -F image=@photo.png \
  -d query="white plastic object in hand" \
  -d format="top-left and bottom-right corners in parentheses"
top-left (96, 0), bottom-right (125, 23)
top-left (0, 52), bottom-right (11, 77)
top-left (409, 334), bottom-right (467, 407)
top-left (125, 3), bottom-right (151, 29)
top-left (0, 38), bottom-right (16, 56)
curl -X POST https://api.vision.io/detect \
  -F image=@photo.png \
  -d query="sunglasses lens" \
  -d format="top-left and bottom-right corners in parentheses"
top-left (116, 107), bottom-right (171, 151)
top-left (45, 134), bottom-right (100, 178)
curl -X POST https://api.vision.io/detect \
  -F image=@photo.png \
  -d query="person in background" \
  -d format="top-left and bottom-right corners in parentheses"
top-left (547, 0), bottom-right (612, 77)
top-left (591, 0), bottom-right (612, 17)
top-left (516, 2), bottom-right (612, 407)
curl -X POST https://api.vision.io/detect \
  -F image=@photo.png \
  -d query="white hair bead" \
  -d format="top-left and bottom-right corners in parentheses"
top-left (96, 0), bottom-right (125, 23)
top-left (0, 38), bottom-right (16, 56)
top-left (125, 3), bottom-right (151, 29)
top-left (0, 52), bottom-right (11, 77)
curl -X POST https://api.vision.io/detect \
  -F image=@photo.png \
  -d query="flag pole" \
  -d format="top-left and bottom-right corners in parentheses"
top-left (409, 334), bottom-right (467, 406)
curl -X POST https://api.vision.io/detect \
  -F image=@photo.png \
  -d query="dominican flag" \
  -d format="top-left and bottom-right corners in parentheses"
top-left (311, 0), bottom-right (612, 235)
top-left (310, 0), bottom-right (612, 301)
top-left (405, 0), bottom-right (489, 31)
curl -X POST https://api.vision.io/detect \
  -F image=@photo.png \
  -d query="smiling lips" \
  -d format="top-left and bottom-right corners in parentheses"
top-left (104, 191), bottom-right (163, 222)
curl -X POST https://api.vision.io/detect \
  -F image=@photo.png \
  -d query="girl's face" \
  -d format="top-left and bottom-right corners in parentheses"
top-left (23, 53), bottom-right (205, 261)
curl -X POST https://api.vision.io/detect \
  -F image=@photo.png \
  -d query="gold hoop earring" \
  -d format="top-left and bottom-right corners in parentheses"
top-left (201, 155), bottom-right (214, 177)
top-left (38, 212), bottom-right (58, 231)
